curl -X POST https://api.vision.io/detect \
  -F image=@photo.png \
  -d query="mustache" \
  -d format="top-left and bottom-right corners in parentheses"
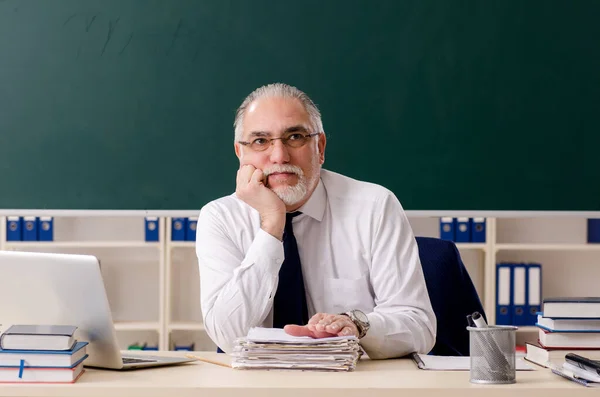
top-left (262, 164), bottom-right (304, 178)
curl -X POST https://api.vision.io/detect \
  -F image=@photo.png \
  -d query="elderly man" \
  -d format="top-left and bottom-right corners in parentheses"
top-left (196, 83), bottom-right (436, 358)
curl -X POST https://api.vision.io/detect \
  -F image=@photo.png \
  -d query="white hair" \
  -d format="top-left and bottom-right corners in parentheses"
top-left (233, 83), bottom-right (324, 141)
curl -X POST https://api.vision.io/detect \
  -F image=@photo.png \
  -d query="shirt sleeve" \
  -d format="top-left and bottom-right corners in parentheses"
top-left (359, 193), bottom-right (437, 359)
top-left (195, 203), bottom-right (284, 353)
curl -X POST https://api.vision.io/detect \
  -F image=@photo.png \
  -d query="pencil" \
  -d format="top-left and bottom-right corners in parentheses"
top-left (185, 354), bottom-right (232, 368)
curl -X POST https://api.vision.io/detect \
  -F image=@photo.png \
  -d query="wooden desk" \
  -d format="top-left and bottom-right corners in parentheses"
top-left (0, 351), bottom-right (591, 397)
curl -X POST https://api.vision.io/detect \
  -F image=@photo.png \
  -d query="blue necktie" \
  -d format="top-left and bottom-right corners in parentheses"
top-left (273, 211), bottom-right (309, 328)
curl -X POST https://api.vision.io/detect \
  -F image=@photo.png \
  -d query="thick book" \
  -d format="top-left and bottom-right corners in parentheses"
top-left (0, 325), bottom-right (77, 351)
top-left (0, 342), bottom-right (88, 367)
top-left (539, 328), bottom-right (600, 349)
top-left (543, 297), bottom-right (600, 319)
top-left (0, 360), bottom-right (85, 383)
top-left (525, 342), bottom-right (600, 368)
top-left (536, 313), bottom-right (600, 332)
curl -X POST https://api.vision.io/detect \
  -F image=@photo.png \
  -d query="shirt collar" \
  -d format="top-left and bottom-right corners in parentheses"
top-left (297, 177), bottom-right (326, 222)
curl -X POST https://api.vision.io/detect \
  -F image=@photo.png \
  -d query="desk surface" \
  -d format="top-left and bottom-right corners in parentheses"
top-left (0, 351), bottom-right (591, 397)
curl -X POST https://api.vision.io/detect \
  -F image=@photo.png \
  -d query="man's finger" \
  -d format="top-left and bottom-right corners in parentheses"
top-left (238, 164), bottom-right (255, 183)
top-left (250, 168), bottom-right (265, 186)
top-left (325, 318), bottom-right (352, 334)
top-left (338, 326), bottom-right (357, 337)
top-left (284, 324), bottom-right (338, 339)
top-left (284, 325), bottom-right (314, 338)
top-left (308, 313), bottom-right (326, 325)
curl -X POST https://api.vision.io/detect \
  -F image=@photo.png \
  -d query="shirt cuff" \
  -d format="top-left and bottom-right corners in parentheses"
top-left (240, 228), bottom-right (285, 275)
top-left (359, 313), bottom-right (385, 357)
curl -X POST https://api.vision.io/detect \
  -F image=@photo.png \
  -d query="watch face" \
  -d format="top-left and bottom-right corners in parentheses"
top-left (353, 310), bottom-right (368, 323)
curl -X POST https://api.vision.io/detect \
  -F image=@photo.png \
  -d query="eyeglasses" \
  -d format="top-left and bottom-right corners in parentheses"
top-left (238, 132), bottom-right (320, 152)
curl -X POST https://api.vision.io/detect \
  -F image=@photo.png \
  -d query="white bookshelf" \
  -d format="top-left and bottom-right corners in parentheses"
top-left (114, 322), bottom-right (161, 331)
top-left (495, 243), bottom-right (600, 252)
top-left (5, 241), bottom-right (161, 249)
top-left (1, 213), bottom-right (598, 350)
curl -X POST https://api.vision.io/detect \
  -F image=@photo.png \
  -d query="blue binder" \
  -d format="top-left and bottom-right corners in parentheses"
top-left (588, 219), bottom-right (600, 243)
top-left (22, 216), bottom-right (38, 241)
top-left (144, 217), bottom-right (159, 242)
top-left (470, 217), bottom-right (486, 243)
top-left (186, 216), bottom-right (197, 241)
top-left (173, 343), bottom-right (195, 351)
top-left (525, 263), bottom-right (542, 325)
top-left (6, 216), bottom-right (22, 241)
top-left (439, 217), bottom-right (455, 241)
top-left (496, 263), bottom-right (512, 325)
top-left (171, 217), bottom-right (186, 241)
top-left (512, 263), bottom-right (528, 326)
top-left (37, 216), bottom-right (54, 241)
top-left (454, 217), bottom-right (470, 243)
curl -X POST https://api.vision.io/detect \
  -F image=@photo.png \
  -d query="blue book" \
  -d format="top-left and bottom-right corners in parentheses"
top-left (6, 216), bottom-right (22, 241)
top-left (22, 216), bottom-right (38, 241)
top-left (171, 217), bottom-right (186, 241)
top-left (0, 342), bottom-right (88, 368)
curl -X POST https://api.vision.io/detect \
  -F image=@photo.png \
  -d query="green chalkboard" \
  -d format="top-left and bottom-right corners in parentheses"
top-left (0, 0), bottom-right (598, 210)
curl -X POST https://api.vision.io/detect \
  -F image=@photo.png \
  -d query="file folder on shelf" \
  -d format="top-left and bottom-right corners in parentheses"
top-left (526, 263), bottom-right (542, 325)
top-left (512, 263), bottom-right (528, 326)
top-left (38, 216), bottom-right (54, 241)
top-left (145, 217), bottom-right (159, 242)
top-left (470, 218), bottom-right (486, 243)
top-left (588, 219), bottom-right (600, 243)
top-left (454, 217), bottom-right (470, 243)
top-left (6, 216), bottom-right (22, 241)
top-left (496, 263), bottom-right (512, 325)
top-left (171, 218), bottom-right (186, 241)
top-left (22, 216), bottom-right (38, 241)
top-left (439, 217), bottom-right (455, 241)
top-left (186, 217), bottom-right (197, 241)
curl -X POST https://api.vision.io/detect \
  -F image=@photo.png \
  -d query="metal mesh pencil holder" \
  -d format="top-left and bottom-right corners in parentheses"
top-left (467, 325), bottom-right (517, 384)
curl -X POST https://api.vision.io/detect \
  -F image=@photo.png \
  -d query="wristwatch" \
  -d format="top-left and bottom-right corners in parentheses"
top-left (341, 309), bottom-right (370, 339)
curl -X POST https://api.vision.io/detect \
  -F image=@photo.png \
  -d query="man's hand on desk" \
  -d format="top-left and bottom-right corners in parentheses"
top-left (284, 313), bottom-right (359, 339)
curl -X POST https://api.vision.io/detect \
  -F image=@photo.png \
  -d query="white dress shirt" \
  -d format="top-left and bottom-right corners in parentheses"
top-left (196, 169), bottom-right (436, 358)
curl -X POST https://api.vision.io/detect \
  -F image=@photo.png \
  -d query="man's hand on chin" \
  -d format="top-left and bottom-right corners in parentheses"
top-left (284, 313), bottom-right (359, 339)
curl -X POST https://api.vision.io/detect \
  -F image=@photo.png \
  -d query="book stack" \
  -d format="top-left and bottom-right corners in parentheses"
top-left (0, 325), bottom-right (88, 383)
top-left (231, 327), bottom-right (362, 371)
top-left (525, 297), bottom-right (600, 370)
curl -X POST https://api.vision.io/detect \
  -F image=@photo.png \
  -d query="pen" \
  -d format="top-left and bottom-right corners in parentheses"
top-left (410, 352), bottom-right (425, 369)
top-left (466, 314), bottom-right (476, 327)
top-left (184, 354), bottom-right (232, 368)
top-left (471, 311), bottom-right (487, 328)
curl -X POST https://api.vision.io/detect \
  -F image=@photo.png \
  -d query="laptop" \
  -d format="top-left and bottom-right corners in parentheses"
top-left (0, 250), bottom-right (194, 370)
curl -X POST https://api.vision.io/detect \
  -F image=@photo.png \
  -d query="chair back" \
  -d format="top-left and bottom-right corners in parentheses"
top-left (415, 236), bottom-right (487, 356)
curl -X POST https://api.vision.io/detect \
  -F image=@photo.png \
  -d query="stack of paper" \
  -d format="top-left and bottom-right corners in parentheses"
top-left (231, 327), bottom-right (362, 371)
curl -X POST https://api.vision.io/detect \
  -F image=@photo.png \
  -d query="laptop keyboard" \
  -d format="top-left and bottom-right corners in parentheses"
top-left (123, 357), bottom-right (158, 364)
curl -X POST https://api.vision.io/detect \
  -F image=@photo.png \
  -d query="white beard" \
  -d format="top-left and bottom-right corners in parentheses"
top-left (264, 163), bottom-right (319, 206)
